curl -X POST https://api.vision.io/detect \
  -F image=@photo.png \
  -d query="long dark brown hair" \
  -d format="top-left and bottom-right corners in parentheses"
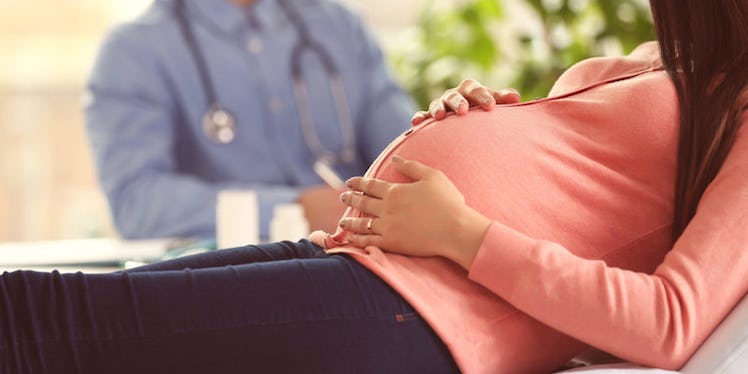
top-left (649, 0), bottom-right (748, 240)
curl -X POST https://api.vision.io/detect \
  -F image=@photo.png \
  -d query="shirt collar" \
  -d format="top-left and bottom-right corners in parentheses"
top-left (185, 0), bottom-right (275, 35)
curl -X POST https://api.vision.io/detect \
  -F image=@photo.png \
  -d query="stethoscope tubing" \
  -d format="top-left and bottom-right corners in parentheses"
top-left (173, 0), bottom-right (356, 166)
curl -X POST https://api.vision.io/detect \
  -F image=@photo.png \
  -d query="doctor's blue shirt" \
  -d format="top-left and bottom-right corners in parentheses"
top-left (85, 0), bottom-right (415, 240)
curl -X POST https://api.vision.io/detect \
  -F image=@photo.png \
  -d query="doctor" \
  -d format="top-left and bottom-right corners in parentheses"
top-left (85, 0), bottom-right (415, 239)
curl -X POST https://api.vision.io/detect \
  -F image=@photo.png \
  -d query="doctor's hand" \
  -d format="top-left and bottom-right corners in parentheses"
top-left (337, 156), bottom-right (491, 270)
top-left (411, 79), bottom-right (521, 125)
top-left (298, 185), bottom-right (347, 234)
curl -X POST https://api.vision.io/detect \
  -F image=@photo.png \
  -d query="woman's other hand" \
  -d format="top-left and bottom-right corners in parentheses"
top-left (298, 185), bottom-right (347, 234)
top-left (337, 156), bottom-right (491, 270)
top-left (411, 79), bottom-right (521, 125)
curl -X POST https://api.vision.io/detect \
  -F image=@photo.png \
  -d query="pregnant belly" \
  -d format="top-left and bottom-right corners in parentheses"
top-left (361, 106), bottom-right (563, 237)
top-left (332, 101), bottom-right (673, 259)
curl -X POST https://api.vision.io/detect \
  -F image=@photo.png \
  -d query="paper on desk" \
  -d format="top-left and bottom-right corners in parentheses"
top-left (0, 238), bottom-right (172, 267)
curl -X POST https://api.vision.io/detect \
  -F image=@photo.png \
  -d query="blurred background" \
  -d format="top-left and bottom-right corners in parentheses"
top-left (0, 0), bottom-right (653, 243)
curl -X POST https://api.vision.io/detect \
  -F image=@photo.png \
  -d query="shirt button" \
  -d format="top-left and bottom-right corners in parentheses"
top-left (267, 97), bottom-right (284, 112)
top-left (247, 37), bottom-right (263, 54)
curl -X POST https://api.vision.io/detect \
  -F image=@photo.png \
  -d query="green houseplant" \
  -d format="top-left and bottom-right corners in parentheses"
top-left (391, 0), bottom-right (654, 108)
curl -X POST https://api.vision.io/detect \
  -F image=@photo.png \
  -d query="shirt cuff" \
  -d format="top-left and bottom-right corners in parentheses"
top-left (468, 221), bottom-right (540, 299)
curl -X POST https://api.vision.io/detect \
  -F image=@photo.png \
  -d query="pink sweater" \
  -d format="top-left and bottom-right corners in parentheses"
top-left (314, 42), bottom-right (748, 373)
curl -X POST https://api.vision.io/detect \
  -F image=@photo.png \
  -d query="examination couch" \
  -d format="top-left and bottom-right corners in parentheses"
top-left (558, 291), bottom-right (748, 373)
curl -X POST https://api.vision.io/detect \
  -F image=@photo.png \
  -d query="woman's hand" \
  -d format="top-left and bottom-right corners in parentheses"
top-left (337, 156), bottom-right (491, 270)
top-left (411, 79), bottom-right (521, 125)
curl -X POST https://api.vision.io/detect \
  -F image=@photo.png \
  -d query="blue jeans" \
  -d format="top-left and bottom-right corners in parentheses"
top-left (0, 240), bottom-right (458, 373)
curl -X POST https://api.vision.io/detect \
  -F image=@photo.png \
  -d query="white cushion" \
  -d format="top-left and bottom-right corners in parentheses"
top-left (680, 293), bottom-right (748, 374)
top-left (559, 363), bottom-right (678, 373)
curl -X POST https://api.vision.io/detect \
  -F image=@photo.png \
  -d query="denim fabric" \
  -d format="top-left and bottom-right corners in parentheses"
top-left (0, 240), bottom-right (458, 373)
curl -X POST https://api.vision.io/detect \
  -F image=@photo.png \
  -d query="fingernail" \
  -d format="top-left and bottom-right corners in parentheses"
top-left (338, 219), bottom-right (345, 228)
top-left (392, 155), bottom-right (404, 163)
top-left (345, 178), bottom-right (354, 188)
top-left (339, 192), bottom-right (347, 203)
top-left (456, 101), bottom-right (468, 113)
top-left (482, 97), bottom-right (495, 105)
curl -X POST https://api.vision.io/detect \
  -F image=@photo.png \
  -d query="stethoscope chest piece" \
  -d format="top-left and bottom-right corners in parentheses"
top-left (203, 106), bottom-right (237, 144)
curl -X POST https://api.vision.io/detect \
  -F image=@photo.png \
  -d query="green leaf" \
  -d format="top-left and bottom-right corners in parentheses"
top-left (390, 0), bottom-right (654, 109)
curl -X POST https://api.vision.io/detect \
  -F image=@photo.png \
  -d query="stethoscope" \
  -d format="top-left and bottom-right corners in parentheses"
top-left (174, 0), bottom-right (357, 170)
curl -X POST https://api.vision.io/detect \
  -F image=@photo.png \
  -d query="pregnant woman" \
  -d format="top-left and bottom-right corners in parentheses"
top-left (2, 1), bottom-right (747, 373)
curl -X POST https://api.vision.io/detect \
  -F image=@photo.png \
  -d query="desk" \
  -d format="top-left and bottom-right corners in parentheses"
top-left (0, 238), bottom-right (173, 273)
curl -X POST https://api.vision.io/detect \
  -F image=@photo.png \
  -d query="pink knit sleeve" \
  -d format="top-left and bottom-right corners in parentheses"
top-left (468, 120), bottom-right (748, 370)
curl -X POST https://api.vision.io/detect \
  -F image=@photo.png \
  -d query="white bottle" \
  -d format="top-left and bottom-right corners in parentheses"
top-left (216, 190), bottom-right (259, 248)
top-left (269, 203), bottom-right (310, 242)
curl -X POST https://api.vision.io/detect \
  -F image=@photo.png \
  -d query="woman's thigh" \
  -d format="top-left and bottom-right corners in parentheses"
top-left (126, 239), bottom-right (327, 272)
top-left (0, 243), bottom-right (458, 374)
